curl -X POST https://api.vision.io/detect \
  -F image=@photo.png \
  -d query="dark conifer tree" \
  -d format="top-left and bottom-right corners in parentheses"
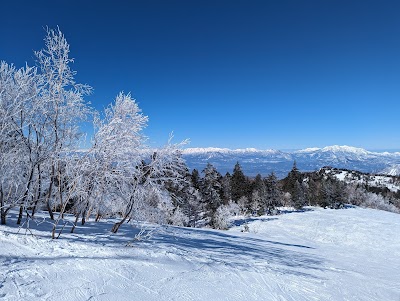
top-left (231, 162), bottom-right (247, 201)
top-left (292, 180), bottom-right (306, 210)
top-left (191, 169), bottom-right (200, 190)
top-left (282, 161), bottom-right (302, 198)
top-left (221, 172), bottom-right (232, 203)
top-left (264, 172), bottom-right (282, 214)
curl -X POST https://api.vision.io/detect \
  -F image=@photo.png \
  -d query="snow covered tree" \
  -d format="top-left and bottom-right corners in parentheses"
top-left (88, 95), bottom-right (188, 233)
top-left (213, 201), bottom-right (240, 230)
top-left (33, 27), bottom-right (92, 225)
top-left (191, 169), bottom-right (201, 190)
top-left (200, 163), bottom-right (223, 225)
top-left (0, 62), bottom-right (38, 224)
top-left (250, 190), bottom-right (262, 216)
top-left (221, 172), bottom-right (232, 203)
top-left (182, 186), bottom-right (203, 227)
top-left (264, 172), bottom-right (282, 214)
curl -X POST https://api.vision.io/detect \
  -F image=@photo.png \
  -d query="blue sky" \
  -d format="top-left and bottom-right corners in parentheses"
top-left (1, 1), bottom-right (400, 150)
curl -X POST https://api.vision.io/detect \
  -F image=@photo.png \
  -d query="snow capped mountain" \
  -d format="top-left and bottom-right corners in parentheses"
top-left (380, 164), bottom-right (400, 176)
top-left (182, 145), bottom-right (400, 177)
top-left (182, 147), bottom-right (283, 155)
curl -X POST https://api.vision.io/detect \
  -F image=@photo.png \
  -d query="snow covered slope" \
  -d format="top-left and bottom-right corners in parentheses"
top-left (1, 207), bottom-right (399, 301)
top-left (381, 164), bottom-right (400, 176)
top-left (321, 167), bottom-right (400, 193)
top-left (183, 145), bottom-right (400, 177)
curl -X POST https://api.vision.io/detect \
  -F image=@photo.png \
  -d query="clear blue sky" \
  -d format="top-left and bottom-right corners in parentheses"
top-left (1, 0), bottom-right (400, 150)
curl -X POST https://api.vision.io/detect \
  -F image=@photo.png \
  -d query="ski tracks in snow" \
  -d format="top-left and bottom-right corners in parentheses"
top-left (1, 207), bottom-right (400, 301)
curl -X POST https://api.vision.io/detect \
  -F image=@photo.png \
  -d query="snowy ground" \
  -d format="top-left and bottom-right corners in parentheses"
top-left (1, 207), bottom-right (399, 301)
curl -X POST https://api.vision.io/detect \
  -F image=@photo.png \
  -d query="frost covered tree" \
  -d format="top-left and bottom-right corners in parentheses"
top-left (200, 163), bottom-right (223, 225)
top-left (191, 169), bottom-right (201, 190)
top-left (89, 92), bottom-right (147, 233)
top-left (264, 172), bottom-right (282, 214)
top-left (0, 28), bottom-right (92, 228)
top-left (33, 27), bottom-right (92, 223)
top-left (213, 201), bottom-right (240, 230)
top-left (250, 190), bottom-right (262, 216)
top-left (221, 172), bottom-right (232, 203)
top-left (0, 62), bottom-right (38, 224)
top-left (88, 93), bottom-right (188, 233)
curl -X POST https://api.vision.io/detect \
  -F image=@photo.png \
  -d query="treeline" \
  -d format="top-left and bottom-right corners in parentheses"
top-left (174, 161), bottom-right (348, 230)
top-left (174, 161), bottom-right (400, 230)
top-left (169, 162), bottom-right (284, 230)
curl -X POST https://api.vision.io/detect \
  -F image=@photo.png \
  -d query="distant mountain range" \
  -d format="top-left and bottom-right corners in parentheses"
top-left (182, 145), bottom-right (400, 178)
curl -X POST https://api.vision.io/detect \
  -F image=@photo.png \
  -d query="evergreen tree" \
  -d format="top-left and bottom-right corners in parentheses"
top-left (191, 169), bottom-right (200, 190)
top-left (251, 190), bottom-right (263, 215)
top-left (231, 162), bottom-right (247, 201)
top-left (264, 172), bottom-right (282, 214)
top-left (253, 174), bottom-right (266, 196)
top-left (221, 172), bottom-right (232, 203)
top-left (307, 177), bottom-right (320, 206)
top-left (200, 163), bottom-right (223, 224)
top-left (184, 186), bottom-right (203, 228)
top-left (292, 180), bottom-right (306, 210)
top-left (319, 178), bottom-right (333, 208)
top-left (249, 174), bottom-right (265, 215)
top-left (282, 161), bottom-right (303, 201)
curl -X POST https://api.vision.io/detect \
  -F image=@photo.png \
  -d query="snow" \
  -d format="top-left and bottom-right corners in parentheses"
top-left (182, 147), bottom-right (232, 154)
top-left (320, 145), bottom-right (369, 155)
top-left (182, 147), bottom-right (281, 155)
top-left (326, 168), bottom-right (400, 193)
top-left (1, 208), bottom-right (399, 301)
top-left (294, 147), bottom-right (321, 153)
top-left (333, 170), bottom-right (348, 181)
top-left (381, 164), bottom-right (400, 176)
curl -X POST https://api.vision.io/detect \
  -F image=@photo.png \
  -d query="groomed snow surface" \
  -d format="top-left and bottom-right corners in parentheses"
top-left (1, 207), bottom-right (399, 301)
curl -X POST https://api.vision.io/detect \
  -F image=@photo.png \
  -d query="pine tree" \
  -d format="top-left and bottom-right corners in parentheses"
top-left (191, 169), bottom-right (200, 190)
top-left (292, 180), bottom-right (306, 210)
top-left (200, 163), bottom-right (223, 224)
top-left (221, 172), bottom-right (232, 203)
top-left (252, 174), bottom-right (266, 214)
top-left (282, 161), bottom-right (303, 203)
top-left (230, 162), bottom-right (247, 201)
top-left (264, 172), bottom-right (282, 214)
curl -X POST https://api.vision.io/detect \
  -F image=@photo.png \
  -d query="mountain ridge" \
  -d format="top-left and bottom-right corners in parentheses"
top-left (182, 145), bottom-right (400, 177)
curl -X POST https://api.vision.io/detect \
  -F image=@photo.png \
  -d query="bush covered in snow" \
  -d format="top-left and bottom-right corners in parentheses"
top-left (213, 201), bottom-right (240, 230)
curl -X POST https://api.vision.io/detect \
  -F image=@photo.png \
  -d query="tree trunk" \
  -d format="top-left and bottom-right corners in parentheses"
top-left (16, 205), bottom-right (24, 225)
top-left (57, 166), bottom-right (64, 219)
top-left (81, 201), bottom-right (89, 225)
top-left (111, 216), bottom-right (128, 233)
top-left (45, 165), bottom-right (55, 220)
top-left (31, 164), bottom-right (42, 217)
top-left (111, 196), bottom-right (134, 233)
top-left (71, 214), bottom-right (79, 233)
top-left (17, 167), bottom-right (35, 224)
top-left (0, 187), bottom-right (6, 225)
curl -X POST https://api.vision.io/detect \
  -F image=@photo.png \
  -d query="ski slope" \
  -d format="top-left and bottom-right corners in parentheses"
top-left (1, 207), bottom-right (399, 301)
